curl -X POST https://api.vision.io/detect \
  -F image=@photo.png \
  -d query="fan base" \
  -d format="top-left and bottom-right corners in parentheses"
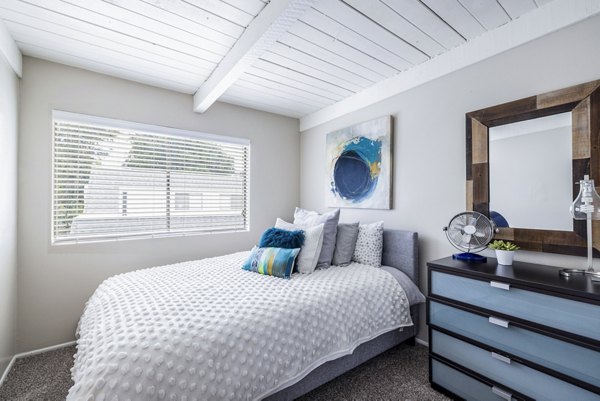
top-left (453, 253), bottom-right (487, 262)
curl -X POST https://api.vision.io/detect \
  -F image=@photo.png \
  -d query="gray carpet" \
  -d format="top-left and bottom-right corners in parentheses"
top-left (0, 343), bottom-right (449, 401)
top-left (0, 346), bottom-right (74, 401)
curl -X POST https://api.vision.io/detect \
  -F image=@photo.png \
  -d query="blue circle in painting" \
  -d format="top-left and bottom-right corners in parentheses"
top-left (333, 150), bottom-right (377, 201)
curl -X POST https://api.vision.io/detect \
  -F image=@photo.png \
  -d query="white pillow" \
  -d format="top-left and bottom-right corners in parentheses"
top-left (352, 221), bottom-right (384, 267)
top-left (275, 218), bottom-right (324, 274)
top-left (293, 208), bottom-right (340, 268)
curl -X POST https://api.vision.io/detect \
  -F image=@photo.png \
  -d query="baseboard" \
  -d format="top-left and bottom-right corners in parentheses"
top-left (13, 340), bottom-right (76, 359)
top-left (0, 340), bottom-right (76, 388)
top-left (0, 355), bottom-right (16, 388)
top-left (415, 338), bottom-right (429, 347)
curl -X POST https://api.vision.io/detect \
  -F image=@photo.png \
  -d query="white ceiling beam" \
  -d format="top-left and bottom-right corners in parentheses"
top-left (0, 18), bottom-right (22, 77)
top-left (299, 0), bottom-right (600, 132)
top-left (193, 0), bottom-right (316, 113)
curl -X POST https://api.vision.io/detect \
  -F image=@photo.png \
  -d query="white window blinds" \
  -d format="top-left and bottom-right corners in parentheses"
top-left (52, 111), bottom-right (250, 244)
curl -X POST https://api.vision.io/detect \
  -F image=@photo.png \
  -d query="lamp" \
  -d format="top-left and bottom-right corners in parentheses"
top-left (560, 175), bottom-right (600, 281)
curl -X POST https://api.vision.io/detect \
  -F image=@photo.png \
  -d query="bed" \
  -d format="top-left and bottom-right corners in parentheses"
top-left (67, 229), bottom-right (421, 401)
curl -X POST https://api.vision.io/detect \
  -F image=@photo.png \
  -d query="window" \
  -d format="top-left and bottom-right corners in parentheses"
top-left (174, 193), bottom-right (190, 211)
top-left (52, 111), bottom-right (250, 244)
top-left (121, 191), bottom-right (128, 216)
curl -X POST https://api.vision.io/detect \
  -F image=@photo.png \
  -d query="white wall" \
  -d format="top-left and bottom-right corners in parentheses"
top-left (0, 55), bottom-right (18, 373)
top-left (299, 15), bottom-right (600, 343)
top-left (17, 57), bottom-right (300, 352)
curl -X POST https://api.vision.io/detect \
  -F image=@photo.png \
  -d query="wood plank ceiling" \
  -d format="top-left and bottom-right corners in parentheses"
top-left (0, 0), bottom-right (552, 118)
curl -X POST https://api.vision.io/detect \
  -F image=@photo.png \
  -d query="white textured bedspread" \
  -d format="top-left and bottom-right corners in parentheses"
top-left (68, 252), bottom-right (413, 401)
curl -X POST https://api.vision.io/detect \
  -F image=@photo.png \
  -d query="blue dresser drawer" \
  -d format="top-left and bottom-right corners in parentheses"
top-left (431, 358), bottom-right (523, 401)
top-left (430, 271), bottom-right (600, 341)
top-left (429, 300), bottom-right (600, 389)
top-left (431, 330), bottom-right (600, 401)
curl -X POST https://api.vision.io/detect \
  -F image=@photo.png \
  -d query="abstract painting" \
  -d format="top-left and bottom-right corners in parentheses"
top-left (325, 116), bottom-right (393, 209)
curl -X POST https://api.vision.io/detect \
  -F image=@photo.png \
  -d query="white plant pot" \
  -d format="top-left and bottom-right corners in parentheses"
top-left (496, 250), bottom-right (515, 265)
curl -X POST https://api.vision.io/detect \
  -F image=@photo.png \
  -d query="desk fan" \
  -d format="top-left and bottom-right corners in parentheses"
top-left (443, 211), bottom-right (496, 262)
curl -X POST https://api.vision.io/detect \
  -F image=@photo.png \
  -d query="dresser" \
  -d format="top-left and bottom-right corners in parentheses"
top-left (427, 257), bottom-right (600, 401)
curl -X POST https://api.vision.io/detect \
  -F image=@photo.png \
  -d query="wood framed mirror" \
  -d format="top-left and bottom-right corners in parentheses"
top-left (466, 80), bottom-right (600, 256)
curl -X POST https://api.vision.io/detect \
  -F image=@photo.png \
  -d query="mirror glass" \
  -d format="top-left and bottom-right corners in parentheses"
top-left (489, 112), bottom-right (573, 231)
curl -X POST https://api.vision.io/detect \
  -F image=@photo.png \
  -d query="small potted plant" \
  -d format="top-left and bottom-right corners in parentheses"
top-left (489, 240), bottom-right (520, 265)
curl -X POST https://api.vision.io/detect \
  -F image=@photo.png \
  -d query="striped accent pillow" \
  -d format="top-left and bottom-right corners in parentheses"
top-left (242, 247), bottom-right (300, 279)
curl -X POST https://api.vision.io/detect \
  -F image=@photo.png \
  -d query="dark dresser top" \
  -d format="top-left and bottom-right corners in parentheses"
top-left (428, 257), bottom-right (600, 303)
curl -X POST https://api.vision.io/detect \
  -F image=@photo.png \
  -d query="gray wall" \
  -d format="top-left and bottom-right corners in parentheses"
top-left (299, 15), bottom-right (600, 343)
top-left (0, 55), bottom-right (18, 372)
top-left (17, 57), bottom-right (300, 352)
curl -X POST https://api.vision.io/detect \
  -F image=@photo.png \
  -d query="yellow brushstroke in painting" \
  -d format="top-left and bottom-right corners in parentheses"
top-left (370, 161), bottom-right (381, 179)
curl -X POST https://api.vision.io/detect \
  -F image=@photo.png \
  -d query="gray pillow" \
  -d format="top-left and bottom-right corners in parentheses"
top-left (293, 207), bottom-right (340, 268)
top-left (332, 222), bottom-right (359, 266)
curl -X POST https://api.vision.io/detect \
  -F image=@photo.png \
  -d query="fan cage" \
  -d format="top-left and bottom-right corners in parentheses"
top-left (445, 211), bottom-right (495, 253)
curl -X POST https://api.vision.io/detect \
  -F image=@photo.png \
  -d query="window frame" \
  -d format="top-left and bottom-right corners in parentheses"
top-left (51, 110), bottom-right (251, 245)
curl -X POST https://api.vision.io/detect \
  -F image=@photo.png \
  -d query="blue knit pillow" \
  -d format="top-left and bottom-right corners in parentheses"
top-left (242, 247), bottom-right (300, 279)
top-left (259, 227), bottom-right (305, 249)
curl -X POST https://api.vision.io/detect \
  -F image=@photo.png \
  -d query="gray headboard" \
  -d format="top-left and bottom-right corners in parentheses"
top-left (382, 229), bottom-right (419, 286)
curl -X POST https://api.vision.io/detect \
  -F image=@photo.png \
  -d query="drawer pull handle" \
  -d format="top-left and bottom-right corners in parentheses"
top-left (492, 386), bottom-right (513, 401)
top-left (490, 281), bottom-right (510, 290)
top-left (491, 351), bottom-right (511, 364)
top-left (489, 316), bottom-right (509, 328)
